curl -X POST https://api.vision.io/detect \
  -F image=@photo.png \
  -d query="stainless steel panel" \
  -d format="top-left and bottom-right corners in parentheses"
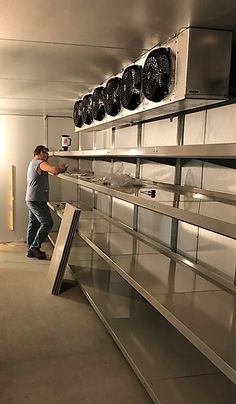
top-left (58, 173), bottom-right (236, 239)
top-left (157, 290), bottom-right (236, 382)
top-left (186, 29), bottom-right (232, 97)
top-left (74, 257), bottom-right (234, 403)
top-left (78, 217), bottom-right (120, 235)
top-left (154, 373), bottom-right (235, 404)
top-left (53, 143), bottom-right (236, 158)
top-left (112, 254), bottom-right (219, 294)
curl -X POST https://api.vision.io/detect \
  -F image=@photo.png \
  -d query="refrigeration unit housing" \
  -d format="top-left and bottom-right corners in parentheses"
top-left (74, 27), bottom-right (232, 132)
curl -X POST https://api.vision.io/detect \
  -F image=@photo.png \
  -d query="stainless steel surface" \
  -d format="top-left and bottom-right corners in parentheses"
top-left (76, 28), bottom-right (232, 132)
top-left (47, 203), bottom-right (80, 294)
top-left (48, 203), bottom-right (236, 383)
top-left (73, 255), bottom-right (235, 403)
top-left (1, 2), bottom-right (236, 116)
top-left (55, 173), bottom-right (236, 239)
top-left (52, 143), bottom-right (236, 158)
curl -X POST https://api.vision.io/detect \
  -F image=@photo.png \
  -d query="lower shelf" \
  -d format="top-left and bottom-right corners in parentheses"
top-left (70, 251), bottom-right (235, 404)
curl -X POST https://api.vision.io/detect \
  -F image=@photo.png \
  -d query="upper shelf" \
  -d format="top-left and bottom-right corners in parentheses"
top-left (50, 143), bottom-right (236, 159)
top-left (54, 173), bottom-right (236, 240)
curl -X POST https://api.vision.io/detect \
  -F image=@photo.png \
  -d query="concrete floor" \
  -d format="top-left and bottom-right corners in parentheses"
top-left (0, 241), bottom-right (152, 404)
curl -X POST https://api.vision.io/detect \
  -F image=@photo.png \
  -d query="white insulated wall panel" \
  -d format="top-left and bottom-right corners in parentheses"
top-left (183, 111), bottom-right (206, 145)
top-left (199, 200), bottom-right (236, 225)
top-left (197, 229), bottom-right (236, 283)
top-left (177, 221), bottom-right (198, 261)
top-left (113, 161), bottom-right (136, 178)
top-left (142, 117), bottom-right (178, 147)
top-left (205, 104), bottom-right (236, 144)
top-left (138, 208), bottom-right (172, 247)
top-left (202, 162), bottom-right (236, 194)
top-left (95, 128), bottom-right (112, 149)
top-left (79, 131), bottom-right (94, 150)
top-left (112, 198), bottom-right (134, 228)
top-left (95, 192), bottom-right (110, 215)
top-left (114, 125), bottom-right (138, 148)
top-left (140, 162), bottom-right (175, 184)
top-left (92, 160), bottom-right (112, 177)
top-left (79, 186), bottom-right (94, 208)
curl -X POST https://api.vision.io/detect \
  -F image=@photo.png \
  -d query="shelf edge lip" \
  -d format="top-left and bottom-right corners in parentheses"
top-left (51, 143), bottom-right (236, 159)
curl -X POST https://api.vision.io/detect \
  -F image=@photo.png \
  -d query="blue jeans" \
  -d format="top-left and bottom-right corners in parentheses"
top-left (26, 201), bottom-right (53, 250)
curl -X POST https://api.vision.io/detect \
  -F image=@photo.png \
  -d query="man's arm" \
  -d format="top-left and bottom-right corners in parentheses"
top-left (39, 161), bottom-right (67, 175)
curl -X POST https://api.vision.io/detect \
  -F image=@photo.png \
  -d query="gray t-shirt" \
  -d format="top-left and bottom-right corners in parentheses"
top-left (25, 159), bottom-right (49, 202)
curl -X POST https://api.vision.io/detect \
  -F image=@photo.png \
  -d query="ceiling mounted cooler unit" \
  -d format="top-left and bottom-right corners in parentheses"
top-left (74, 27), bottom-right (232, 131)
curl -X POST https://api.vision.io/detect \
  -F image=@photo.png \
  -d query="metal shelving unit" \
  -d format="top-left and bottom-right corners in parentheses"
top-left (51, 143), bottom-right (236, 159)
top-left (48, 203), bottom-right (236, 403)
top-left (48, 105), bottom-right (236, 401)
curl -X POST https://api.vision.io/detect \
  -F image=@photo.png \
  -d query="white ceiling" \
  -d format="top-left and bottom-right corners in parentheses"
top-left (0, 0), bottom-right (236, 117)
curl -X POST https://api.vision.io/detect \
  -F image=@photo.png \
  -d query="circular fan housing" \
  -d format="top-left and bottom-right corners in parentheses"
top-left (73, 100), bottom-right (83, 128)
top-left (82, 94), bottom-right (93, 125)
top-left (120, 65), bottom-right (142, 110)
top-left (142, 48), bottom-right (170, 102)
top-left (103, 77), bottom-right (121, 116)
top-left (92, 87), bottom-right (105, 121)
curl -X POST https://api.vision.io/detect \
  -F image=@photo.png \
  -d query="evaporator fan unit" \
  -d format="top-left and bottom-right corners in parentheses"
top-left (103, 77), bottom-right (121, 116)
top-left (82, 94), bottom-right (93, 125)
top-left (142, 48), bottom-right (170, 102)
top-left (92, 87), bottom-right (105, 121)
top-left (120, 65), bottom-right (142, 110)
top-left (73, 100), bottom-right (83, 128)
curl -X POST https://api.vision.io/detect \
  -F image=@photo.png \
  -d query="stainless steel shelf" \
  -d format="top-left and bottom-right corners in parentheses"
top-left (55, 173), bottom-right (236, 240)
top-left (48, 204), bottom-right (236, 384)
top-left (51, 143), bottom-right (236, 159)
top-left (72, 253), bottom-right (235, 404)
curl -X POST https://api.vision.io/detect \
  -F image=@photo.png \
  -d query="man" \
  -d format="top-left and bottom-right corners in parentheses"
top-left (26, 145), bottom-right (67, 259)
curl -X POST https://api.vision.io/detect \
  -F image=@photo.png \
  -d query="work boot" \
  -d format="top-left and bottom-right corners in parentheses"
top-left (27, 247), bottom-right (46, 259)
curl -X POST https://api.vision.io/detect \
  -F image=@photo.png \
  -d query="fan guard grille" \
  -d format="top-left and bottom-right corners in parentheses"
top-left (92, 87), bottom-right (105, 121)
top-left (103, 77), bottom-right (121, 116)
top-left (82, 94), bottom-right (93, 125)
top-left (120, 65), bottom-right (142, 110)
top-left (142, 48), bottom-right (170, 102)
top-left (73, 100), bottom-right (83, 128)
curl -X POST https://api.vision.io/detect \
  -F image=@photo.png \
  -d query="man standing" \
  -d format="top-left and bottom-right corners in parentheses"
top-left (26, 145), bottom-right (67, 259)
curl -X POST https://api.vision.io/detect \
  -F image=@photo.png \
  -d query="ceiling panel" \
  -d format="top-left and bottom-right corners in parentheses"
top-left (0, 0), bottom-right (236, 116)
